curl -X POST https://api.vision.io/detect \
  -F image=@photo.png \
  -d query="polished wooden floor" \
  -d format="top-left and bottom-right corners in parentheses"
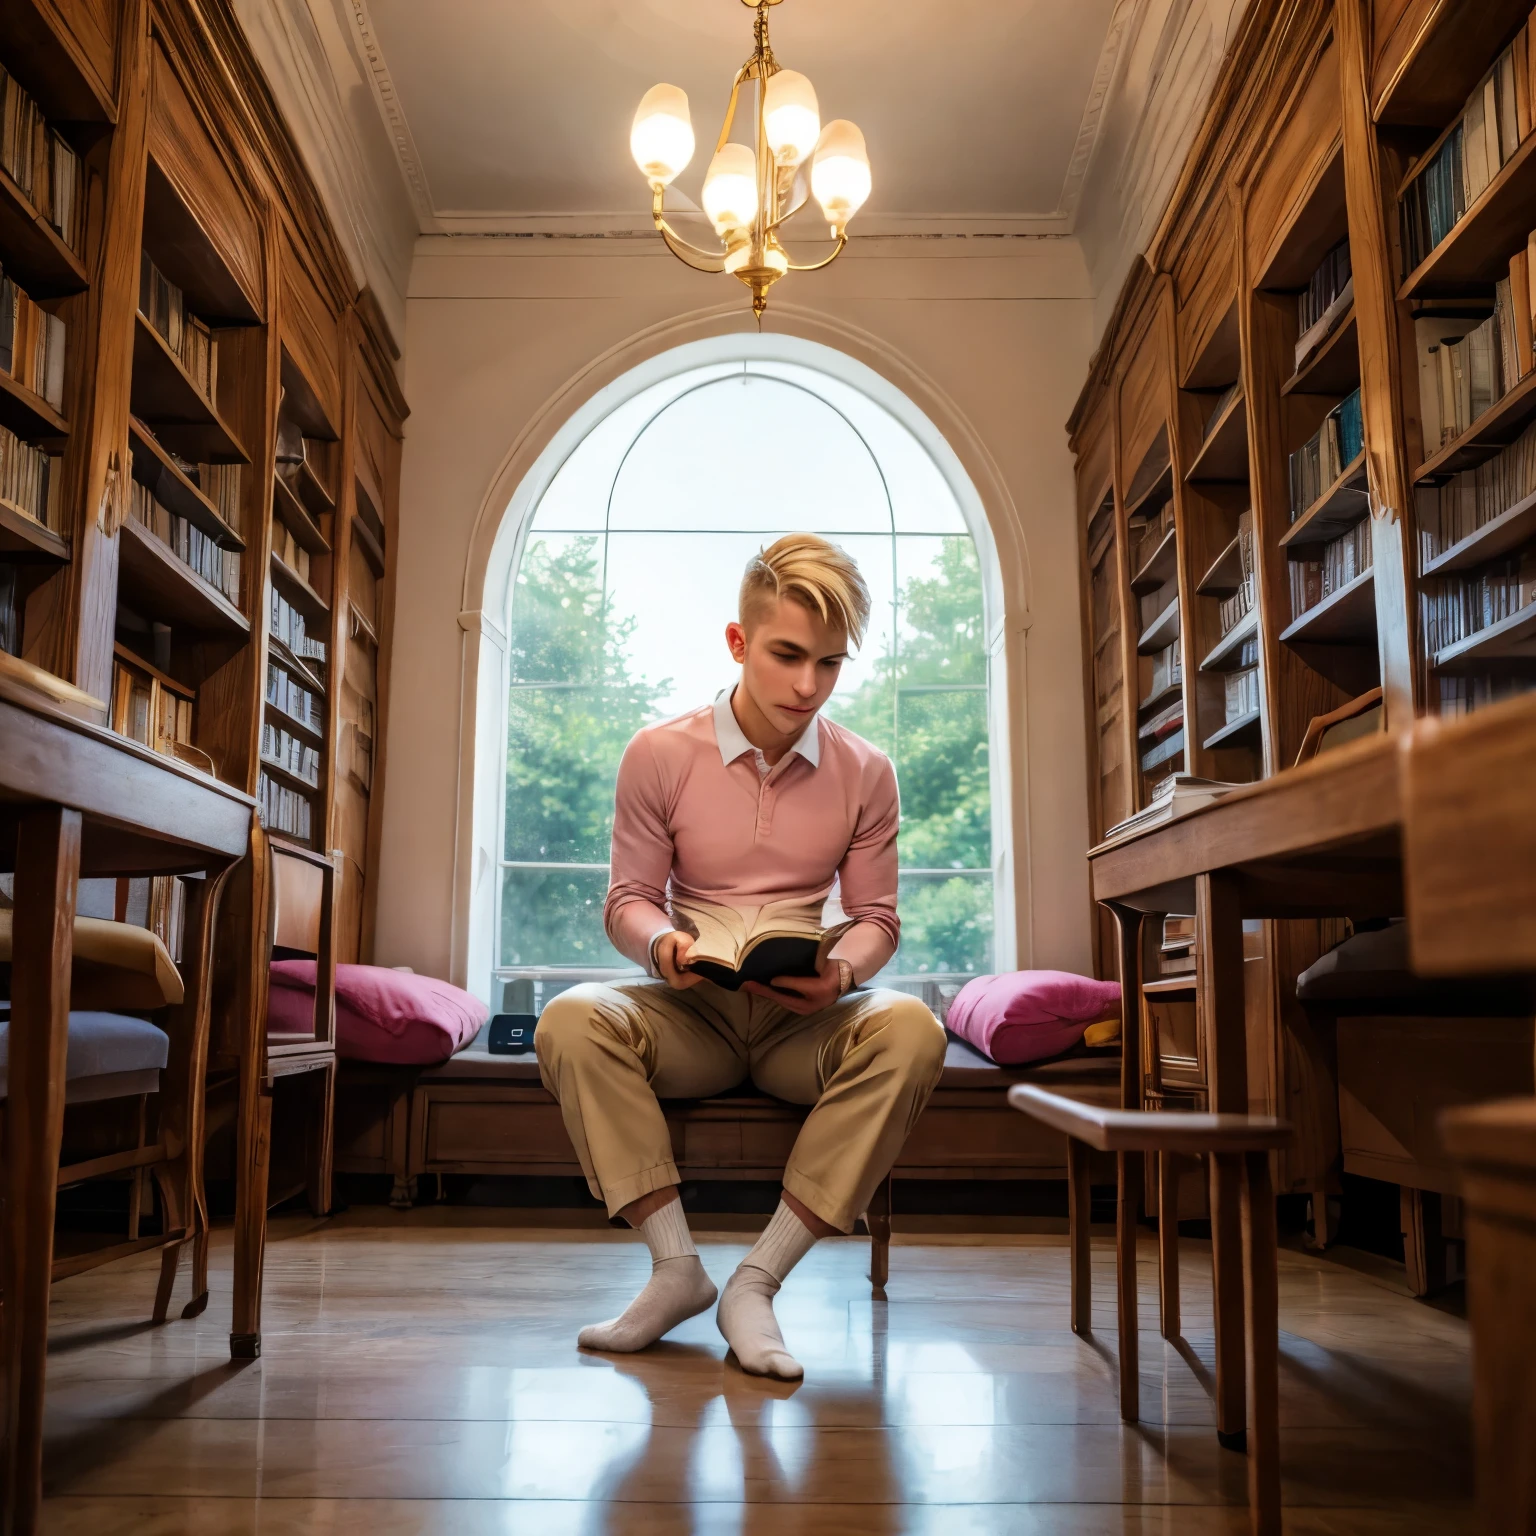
top-left (40, 1209), bottom-right (1473, 1533)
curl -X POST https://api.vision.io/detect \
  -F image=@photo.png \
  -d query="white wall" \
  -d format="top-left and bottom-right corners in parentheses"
top-left (374, 233), bottom-right (1100, 988)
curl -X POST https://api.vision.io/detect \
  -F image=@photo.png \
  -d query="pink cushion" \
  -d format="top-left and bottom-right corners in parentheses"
top-left (945, 970), bottom-right (1121, 1066)
top-left (269, 962), bottom-right (487, 1065)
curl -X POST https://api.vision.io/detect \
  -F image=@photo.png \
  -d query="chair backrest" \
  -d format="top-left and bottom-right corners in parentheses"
top-left (1295, 686), bottom-right (1383, 766)
top-left (273, 849), bottom-right (326, 957)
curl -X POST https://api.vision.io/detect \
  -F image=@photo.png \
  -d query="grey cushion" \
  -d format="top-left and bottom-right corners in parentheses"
top-left (1297, 921), bottom-right (1536, 1016)
top-left (0, 1011), bottom-right (169, 1101)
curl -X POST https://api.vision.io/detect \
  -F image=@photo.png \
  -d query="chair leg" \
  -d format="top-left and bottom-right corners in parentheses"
top-left (151, 1167), bottom-right (183, 1324)
top-left (231, 1074), bottom-right (273, 1360)
top-left (1242, 1149), bottom-right (1282, 1536)
top-left (306, 1058), bottom-right (336, 1218)
top-left (1210, 1149), bottom-right (1248, 1449)
top-left (867, 1172), bottom-right (892, 1297)
top-left (1158, 1152), bottom-right (1181, 1341)
top-left (1116, 1149), bottom-right (1141, 1423)
top-left (127, 1094), bottom-right (148, 1242)
top-left (1067, 1137), bottom-right (1091, 1335)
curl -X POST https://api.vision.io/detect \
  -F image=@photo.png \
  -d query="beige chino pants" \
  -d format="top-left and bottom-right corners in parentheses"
top-left (534, 980), bottom-right (948, 1233)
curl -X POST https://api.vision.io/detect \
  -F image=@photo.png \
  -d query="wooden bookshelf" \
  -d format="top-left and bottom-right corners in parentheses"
top-left (1282, 304), bottom-right (1359, 396)
top-left (0, 500), bottom-right (68, 562)
top-left (1414, 372), bottom-right (1536, 482)
top-left (128, 417), bottom-right (243, 549)
top-left (1186, 390), bottom-right (1249, 482)
top-left (1279, 565), bottom-right (1377, 647)
top-left (0, 369), bottom-right (69, 442)
top-left (1280, 452), bottom-right (1369, 546)
top-left (0, 164), bottom-right (89, 297)
top-left (1434, 605), bottom-right (1536, 670)
top-left (1422, 487), bottom-right (1536, 574)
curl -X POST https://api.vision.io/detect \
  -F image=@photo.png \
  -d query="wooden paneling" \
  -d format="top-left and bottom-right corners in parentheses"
top-left (1118, 306), bottom-right (1173, 488)
top-left (1175, 203), bottom-right (1236, 387)
top-left (279, 232), bottom-right (341, 438)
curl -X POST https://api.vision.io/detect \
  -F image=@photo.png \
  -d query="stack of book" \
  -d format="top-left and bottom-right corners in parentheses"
top-left (1398, 35), bottom-right (1529, 272)
top-left (260, 720), bottom-right (320, 787)
top-left (1, 266), bottom-right (67, 411)
top-left (0, 422), bottom-right (58, 529)
top-left (198, 461), bottom-right (242, 530)
top-left (138, 251), bottom-right (217, 403)
top-left (1416, 282), bottom-right (1530, 452)
top-left (270, 589), bottom-right (325, 664)
top-left (258, 771), bottom-right (313, 842)
top-left (110, 651), bottom-right (195, 761)
top-left (1295, 239), bottom-right (1352, 371)
top-left (266, 661), bottom-right (323, 732)
top-left (1289, 388), bottom-right (1363, 518)
top-left (1419, 553), bottom-right (1536, 655)
top-left (0, 65), bottom-right (84, 253)
top-left (128, 479), bottom-right (241, 603)
top-left (1225, 643), bottom-right (1262, 724)
top-left (1137, 697), bottom-right (1184, 763)
top-left (1416, 416), bottom-right (1536, 563)
top-left (1104, 772), bottom-right (1244, 842)
top-left (1289, 520), bottom-right (1374, 618)
top-left (1217, 511), bottom-right (1258, 638)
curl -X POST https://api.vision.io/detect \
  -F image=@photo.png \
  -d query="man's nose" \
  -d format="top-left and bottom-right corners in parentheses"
top-left (794, 666), bottom-right (818, 697)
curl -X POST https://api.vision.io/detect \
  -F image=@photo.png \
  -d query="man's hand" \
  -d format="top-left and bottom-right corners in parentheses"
top-left (744, 957), bottom-right (849, 1016)
top-left (654, 930), bottom-right (702, 990)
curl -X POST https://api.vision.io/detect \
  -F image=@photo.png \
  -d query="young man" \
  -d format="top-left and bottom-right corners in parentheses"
top-left (535, 533), bottom-right (947, 1380)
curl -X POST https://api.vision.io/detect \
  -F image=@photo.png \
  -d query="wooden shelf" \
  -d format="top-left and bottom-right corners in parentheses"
top-left (270, 552), bottom-right (330, 626)
top-left (1422, 487), bottom-right (1536, 576)
top-left (1414, 371), bottom-right (1536, 483)
top-left (351, 509), bottom-right (386, 574)
top-left (116, 517), bottom-right (249, 636)
top-left (0, 369), bottom-right (68, 443)
top-left (1126, 459), bottom-right (1173, 522)
top-left (1200, 607), bottom-right (1258, 671)
top-left (279, 350), bottom-right (338, 442)
top-left (130, 313), bottom-right (249, 465)
top-left (273, 473), bottom-right (330, 555)
top-left (1279, 566), bottom-right (1377, 647)
top-left (0, 498), bottom-right (67, 562)
top-left (1197, 535), bottom-right (1244, 597)
top-left (1256, 146), bottom-right (1348, 292)
top-left (1138, 678), bottom-right (1183, 718)
top-left (0, 163), bottom-right (88, 297)
top-left (258, 753), bottom-right (321, 796)
top-left (1137, 598), bottom-right (1180, 654)
top-left (1203, 709), bottom-right (1262, 751)
top-left (1185, 391), bottom-right (1248, 483)
top-left (1374, 0), bottom-right (1530, 128)
top-left (127, 418), bottom-right (243, 550)
top-left (142, 159), bottom-right (261, 324)
top-left (3, 2), bottom-right (116, 124)
top-left (1143, 976), bottom-right (1197, 996)
top-left (265, 696), bottom-right (325, 747)
top-left (1130, 525), bottom-right (1178, 595)
top-left (267, 632), bottom-right (326, 694)
top-left (1182, 296), bottom-right (1240, 391)
top-left (1400, 131), bottom-right (1536, 300)
top-left (1140, 730), bottom-right (1185, 773)
top-left (1281, 452), bottom-right (1370, 550)
top-left (1283, 305), bottom-right (1360, 398)
top-left (295, 458), bottom-right (335, 517)
top-left (1433, 604), bottom-right (1536, 672)
top-left (348, 599), bottom-right (378, 647)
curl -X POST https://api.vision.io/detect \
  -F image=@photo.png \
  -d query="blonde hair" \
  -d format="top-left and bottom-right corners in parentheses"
top-left (740, 533), bottom-right (871, 649)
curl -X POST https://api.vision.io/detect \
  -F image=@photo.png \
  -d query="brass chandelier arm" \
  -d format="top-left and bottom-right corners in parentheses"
top-left (784, 233), bottom-right (847, 272)
top-left (652, 207), bottom-right (728, 273)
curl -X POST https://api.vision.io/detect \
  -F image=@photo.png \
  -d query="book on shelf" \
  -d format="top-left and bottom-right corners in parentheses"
top-left (138, 250), bottom-right (218, 403)
top-left (128, 479), bottom-right (241, 603)
top-left (1289, 521), bottom-right (1373, 619)
top-left (269, 589), bottom-right (326, 664)
top-left (197, 461), bottom-right (242, 532)
top-left (1288, 389), bottom-right (1363, 518)
top-left (1399, 35), bottom-right (1525, 273)
top-left (273, 520), bottom-right (312, 584)
top-left (1419, 552), bottom-right (1536, 655)
top-left (1, 267), bottom-right (67, 411)
top-left (1415, 275), bottom-right (1531, 453)
top-left (1131, 500), bottom-right (1174, 571)
top-left (0, 422), bottom-right (60, 531)
top-left (1295, 240), bottom-right (1352, 371)
top-left (266, 660), bottom-right (323, 733)
top-left (0, 64), bottom-right (84, 254)
top-left (1439, 674), bottom-right (1536, 718)
top-left (1137, 698), bottom-right (1184, 745)
top-left (669, 896), bottom-right (853, 993)
top-left (1159, 913), bottom-right (1195, 976)
top-left (1104, 773), bottom-right (1246, 843)
top-left (1217, 512), bottom-right (1257, 635)
top-left (258, 769), bottom-right (314, 842)
top-left (261, 720), bottom-right (320, 787)
top-left (1415, 415), bottom-right (1536, 563)
top-left (1225, 661), bottom-right (1261, 724)
top-left (1140, 728), bottom-right (1184, 774)
top-left (1145, 639), bottom-right (1182, 702)
top-left (110, 650), bottom-right (195, 762)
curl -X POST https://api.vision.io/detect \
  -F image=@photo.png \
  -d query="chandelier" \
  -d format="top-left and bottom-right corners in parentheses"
top-left (629, 0), bottom-right (871, 319)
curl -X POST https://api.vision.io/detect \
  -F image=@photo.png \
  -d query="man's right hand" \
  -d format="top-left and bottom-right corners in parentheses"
top-left (653, 930), bottom-right (702, 990)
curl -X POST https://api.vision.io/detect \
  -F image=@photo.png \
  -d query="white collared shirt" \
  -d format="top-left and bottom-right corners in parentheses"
top-left (713, 687), bottom-right (820, 779)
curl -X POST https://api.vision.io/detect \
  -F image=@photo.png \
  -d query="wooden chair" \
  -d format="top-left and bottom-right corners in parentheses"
top-left (1010, 1085), bottom-right (1292, 1536)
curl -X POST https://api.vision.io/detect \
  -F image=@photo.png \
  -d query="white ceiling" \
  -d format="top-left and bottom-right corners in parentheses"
top-left (351, 0), bottom-right (1126, 234)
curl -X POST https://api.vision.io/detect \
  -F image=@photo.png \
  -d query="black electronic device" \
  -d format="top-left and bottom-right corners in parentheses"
top-left (487, 1013), bottom-right (539, 1054)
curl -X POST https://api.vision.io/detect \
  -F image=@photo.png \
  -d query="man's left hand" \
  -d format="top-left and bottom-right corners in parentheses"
top-left (744, 958), bottom-right (848, 1016)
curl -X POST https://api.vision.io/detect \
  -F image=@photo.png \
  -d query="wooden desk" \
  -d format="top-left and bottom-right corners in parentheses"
top-left (0, 666), bottom-right (252, 1536)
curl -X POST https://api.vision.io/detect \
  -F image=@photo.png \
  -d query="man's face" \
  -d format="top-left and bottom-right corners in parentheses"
top-left (726, 596), bottom-right (849, 738)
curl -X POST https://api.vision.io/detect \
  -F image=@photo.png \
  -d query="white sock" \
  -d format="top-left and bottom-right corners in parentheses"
top-left (717, 1200), bottom-right (819, 1379)
top-left (577, 1198), bottom-right (715, 1354)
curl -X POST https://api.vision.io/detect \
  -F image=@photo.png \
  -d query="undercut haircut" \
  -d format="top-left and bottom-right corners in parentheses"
top-left (740, 534), bottom-right (871, 650)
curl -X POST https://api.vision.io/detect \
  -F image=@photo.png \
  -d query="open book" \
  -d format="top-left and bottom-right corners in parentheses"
top-left (672, 897), bottom-right (853, 993)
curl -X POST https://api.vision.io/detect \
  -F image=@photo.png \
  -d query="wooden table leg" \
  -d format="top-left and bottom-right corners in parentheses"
top-left (1158, 1152), bottom-right (1181, 1340)
top-left (867, 1172), bottom-right (892, 1297)
top-left (3, 806), bottom-right (81, 1536)
top-left (1117, 1148), bottom-right (1142, 1423)
top-left (1241, 1148), bottom-right (1282, 1536)
top-left (1067, 1137), bottom-right (1091, 1335)
top-left (231, 1059), bottom-right (272, 1360)
top-left (1198, 870), bottom-right (1249, 1448)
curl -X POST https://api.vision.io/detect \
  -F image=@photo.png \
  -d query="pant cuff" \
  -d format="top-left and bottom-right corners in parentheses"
top-left (598, 1159), bottom-right (683, 1219)
top-left (783, 1167), bottom-right (859, 1235)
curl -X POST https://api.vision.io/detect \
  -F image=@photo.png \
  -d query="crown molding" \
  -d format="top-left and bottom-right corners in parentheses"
top-left (427, 209), bottom-right (1078, 238)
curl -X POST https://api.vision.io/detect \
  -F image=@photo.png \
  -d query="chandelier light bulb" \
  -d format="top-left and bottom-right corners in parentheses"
top-left (630, 83), bottom-right (694, 185)
top-left (702, 142), bottom-right (758, 236)
top-left (764, 69), bottom-right (821, 166)
top-left (812, 120), bottom-right (871, 233)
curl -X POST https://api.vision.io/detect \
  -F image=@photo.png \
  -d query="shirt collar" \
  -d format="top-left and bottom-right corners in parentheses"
top-left (713, 687), bottom-right (820, 770)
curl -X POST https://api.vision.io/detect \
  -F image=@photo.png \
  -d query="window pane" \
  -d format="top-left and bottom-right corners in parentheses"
top-left (500, 866), bottom-right (627, 969)
top-left (897, 688), bottom-right (991, 871)
top-left (607, 374), bottom-right (894, 534)
top-left (506, 686), bottom-right (658, 862)
top-left (508, 535), bottom-right (609, 684)
top-left (889, 871), bottom-right (993, 977)
top-left (896, 535), bottom-right (987, 686)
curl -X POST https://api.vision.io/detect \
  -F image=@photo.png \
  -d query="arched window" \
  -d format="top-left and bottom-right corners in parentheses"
top-left (498, 357), bottom-right (995, 1006)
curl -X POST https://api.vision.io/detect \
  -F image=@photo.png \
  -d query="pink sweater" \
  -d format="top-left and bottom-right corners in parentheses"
top-left (604, 699), bottom-right (901, 983)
